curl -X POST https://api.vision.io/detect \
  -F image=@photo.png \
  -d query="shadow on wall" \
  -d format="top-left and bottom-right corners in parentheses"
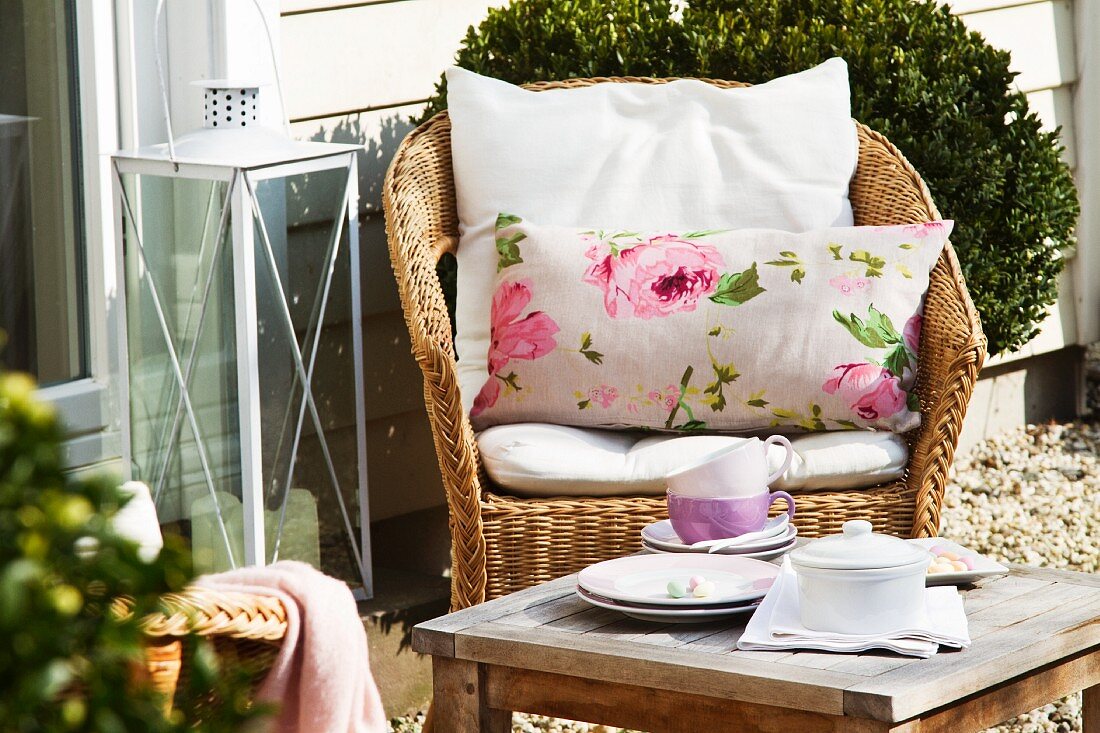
top-left (300, 112), bottom-right (418, 321)
top-left (306, 113), bottom-right (416, 218)
top-left (295, 112), bottom-right (452, 558)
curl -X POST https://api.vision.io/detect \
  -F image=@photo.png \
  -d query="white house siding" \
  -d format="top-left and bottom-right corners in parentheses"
top-left (947, 0), bottom-right (1085, 364)
top-left (280, 0), bottom-right (500, 521)
top-left (1072, 1), bottom-right (1100, 352)
top-left (277, 0), bottom-right (1094, 517)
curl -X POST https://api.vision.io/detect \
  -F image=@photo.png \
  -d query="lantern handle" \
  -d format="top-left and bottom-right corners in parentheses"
top-left (153, 0), bottom-right (292, 166)
top-left (153, 0), bottom-right (177, 165)
top-left (246, 0), bottom-right (292, 136)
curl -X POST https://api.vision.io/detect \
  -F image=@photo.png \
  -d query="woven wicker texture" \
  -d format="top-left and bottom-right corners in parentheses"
top-left (383, 76), bottom-right (987, 611)
top-left (126, 587), bottom-right (288, 714)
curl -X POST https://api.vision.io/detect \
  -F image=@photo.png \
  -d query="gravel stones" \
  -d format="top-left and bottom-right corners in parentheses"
top-left (939, 419), bottom-right (1099, 733)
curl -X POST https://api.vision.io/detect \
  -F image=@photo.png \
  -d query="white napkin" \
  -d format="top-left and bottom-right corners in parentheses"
top-left (738, 559), bottom-right (970, 658)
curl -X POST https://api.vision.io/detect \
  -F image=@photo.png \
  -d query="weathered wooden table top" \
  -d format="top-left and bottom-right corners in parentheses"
top-left (414, 563), bottom-right (1100, 724)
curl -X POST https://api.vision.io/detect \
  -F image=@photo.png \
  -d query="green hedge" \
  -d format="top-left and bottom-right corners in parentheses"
top-left (424, 0), bottom-right (1078, 356)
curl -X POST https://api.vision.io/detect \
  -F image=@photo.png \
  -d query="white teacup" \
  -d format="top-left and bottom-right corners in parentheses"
top-left (666, 436), bottom-right (795, 498)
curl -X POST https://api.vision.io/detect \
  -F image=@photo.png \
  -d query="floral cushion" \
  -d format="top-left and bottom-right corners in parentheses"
top-left (468, 216), bottom-right (953, 433)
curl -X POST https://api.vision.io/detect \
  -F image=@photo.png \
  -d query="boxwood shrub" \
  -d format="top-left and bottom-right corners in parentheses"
top-left (424, 0), bottom-right (1078, 356)
top-left (0, 366), bottom-right (266, 731)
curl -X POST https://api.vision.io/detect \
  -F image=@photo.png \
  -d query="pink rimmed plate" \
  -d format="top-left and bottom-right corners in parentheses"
top-left (575, 586), bottom-right (761, 623)
top-left (577, 553), bottom-right (779, 607)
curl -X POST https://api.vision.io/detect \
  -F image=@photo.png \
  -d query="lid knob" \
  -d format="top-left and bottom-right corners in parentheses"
top-left (842, 519), bottom-right (872, 538)
top-left (791, 518), bottom-right (926, 570)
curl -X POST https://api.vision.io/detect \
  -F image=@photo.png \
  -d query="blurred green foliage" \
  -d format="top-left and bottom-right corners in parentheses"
top-left (0, 369), bottom-right (269, 731)
top-left (424, 0), bottom-right (1078, 356)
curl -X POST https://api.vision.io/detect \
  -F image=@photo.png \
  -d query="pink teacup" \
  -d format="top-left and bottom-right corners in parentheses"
top-left (667, 489), bottom-right (796, 544)
top-left (666, 435), bottom-right (795, 498)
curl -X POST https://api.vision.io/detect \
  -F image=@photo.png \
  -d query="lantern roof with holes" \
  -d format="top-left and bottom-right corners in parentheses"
top-left (114, 79), bottom-right (359, 171)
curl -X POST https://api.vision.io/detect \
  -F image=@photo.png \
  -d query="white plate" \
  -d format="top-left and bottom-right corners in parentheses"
top-left (577, 553), bottom-right (779, 607)
top-left (908, 538), bottom-right (1009, 586)
top-left (641, 519), bottom-right (797, 554)
top-left (575, 586), bottom-right (760, 623)
top-left (642, 537), bottom-right (797, 562)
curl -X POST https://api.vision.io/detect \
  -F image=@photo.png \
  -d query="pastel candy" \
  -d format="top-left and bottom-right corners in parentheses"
top-left (688, 575), bottom-right (706, 591)
top-left (693, 581), bottom-right (715, 598)
top-left (959, 556), bottom-right (975, 570)
top-left (939, 551), bottom-right (960, 561)
top-left (930, 545), bottom-right (948, 556)
top-left (667, 580), bottom-right (687, 598)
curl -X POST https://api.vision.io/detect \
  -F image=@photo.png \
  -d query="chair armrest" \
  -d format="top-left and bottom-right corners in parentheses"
top-left (905, 242), bottom-right (988, 537)
top-left (383, 114), bottom-right (490, 609)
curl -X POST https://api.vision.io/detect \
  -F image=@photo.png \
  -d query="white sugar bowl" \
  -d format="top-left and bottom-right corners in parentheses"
top-left (789, 520), bottom-right (930, 635)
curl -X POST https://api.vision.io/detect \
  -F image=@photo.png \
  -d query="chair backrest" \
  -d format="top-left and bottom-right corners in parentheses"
top-left (384, 76), bottom-right (986, 543)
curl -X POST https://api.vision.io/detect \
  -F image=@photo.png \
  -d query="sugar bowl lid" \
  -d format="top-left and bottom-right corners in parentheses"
top-left (789, 520), bottom-right (928, 570)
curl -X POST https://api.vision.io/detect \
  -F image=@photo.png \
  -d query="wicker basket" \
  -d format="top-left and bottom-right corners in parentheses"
top-left (132, 587), bottom-right (288, 716)
top-left (383, 76), bottom-right (987, 611)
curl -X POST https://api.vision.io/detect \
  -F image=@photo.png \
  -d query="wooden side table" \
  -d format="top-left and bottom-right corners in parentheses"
top-left (414, 564), bottom-right (1100, 732)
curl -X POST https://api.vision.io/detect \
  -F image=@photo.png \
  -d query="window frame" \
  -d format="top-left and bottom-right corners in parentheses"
top-left (33, 0), bottom-right (129, 475)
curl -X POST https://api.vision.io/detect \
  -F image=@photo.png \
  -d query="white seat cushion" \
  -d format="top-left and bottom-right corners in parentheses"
top-left (477, 424), bottom-right (907, 497)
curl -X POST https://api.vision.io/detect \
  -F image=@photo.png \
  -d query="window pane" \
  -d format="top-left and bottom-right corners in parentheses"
top-left (0, 0), bottom-right (85, 384)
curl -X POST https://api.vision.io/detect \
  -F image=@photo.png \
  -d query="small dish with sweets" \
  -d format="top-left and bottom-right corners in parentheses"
top-left (907, 538), bottom-right (1009, 586)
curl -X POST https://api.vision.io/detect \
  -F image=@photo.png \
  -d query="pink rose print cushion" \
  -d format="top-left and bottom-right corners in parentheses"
top-left (471, 279), bottom-right (560, 417)
top-left (582, 234), bottom-right (725, 319)
top-left (469, 216), bottom-right (952, 433)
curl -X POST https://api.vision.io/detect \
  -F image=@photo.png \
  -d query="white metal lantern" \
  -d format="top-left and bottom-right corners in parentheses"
top-left (112, 75), bottom-right (371, 597)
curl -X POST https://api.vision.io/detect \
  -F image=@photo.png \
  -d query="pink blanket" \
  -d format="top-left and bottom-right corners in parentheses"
top-left (198, 561), bottom-right (386, 733)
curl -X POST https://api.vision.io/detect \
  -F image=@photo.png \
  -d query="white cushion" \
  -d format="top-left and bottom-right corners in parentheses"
top-left (447, 60), bottom-right (859, 412)
top-left (112, 481), bottom-right (164, 562)
top-left (477, 424), bottom-right (907, 498)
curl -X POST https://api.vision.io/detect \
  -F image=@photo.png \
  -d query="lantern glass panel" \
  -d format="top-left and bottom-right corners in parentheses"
top-left (120, 165), bottom-right (367, 592)
top-left (122, 173), bottom-right (243, 567)
top-left (250, 169), bottom-right (365, 589)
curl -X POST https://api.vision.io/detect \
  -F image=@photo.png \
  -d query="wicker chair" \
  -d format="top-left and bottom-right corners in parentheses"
top-left (384, 76), bottom-right (987, 612)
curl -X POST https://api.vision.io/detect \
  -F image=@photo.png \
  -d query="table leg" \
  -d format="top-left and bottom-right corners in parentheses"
top-left (430, 657), bottom-right (512, 733)
top-left (1085, 684), bottom-right (1100, 733)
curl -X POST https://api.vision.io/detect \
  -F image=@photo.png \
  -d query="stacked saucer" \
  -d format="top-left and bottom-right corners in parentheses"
top-left (641, 515), bottom-right (798, 561)
top-left (576, 554), bottom-right (779, 623)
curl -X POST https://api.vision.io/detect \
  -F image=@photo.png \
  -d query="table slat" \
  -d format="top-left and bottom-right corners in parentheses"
top-left (544, 606), bottom-right (624, 633)
top-left (496, 594), bottom-right (592, 629)
top-left (412, 574), bottom-right (577, 657)
top-left (582, 616), bottom-right (672, 642)
top-left (455, 621), bottom-right (859, 715)
top-left (966, 582), bottom-right (1099, 639)
top-left (631, 620), bottom-right (734, 648)
top-left (960, 575), bottom-right (1052, 615)
top-left (844, 592), bottom-right (1100, 721)
top-left (826, 652), bottom-right (915, 677)
top-left (1009, 564), bottom-right (1100, 589)
top-left (681, 625), bottom-right (755, 654)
